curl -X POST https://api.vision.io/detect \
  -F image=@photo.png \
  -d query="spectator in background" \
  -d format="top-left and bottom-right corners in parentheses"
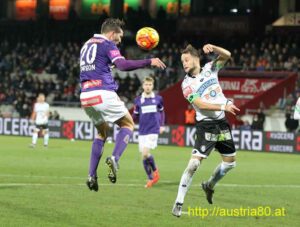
top-left (240, 120), bottom-right (251, 130)
top-left (251, 114), bottom-right (263, 130)
top-left (184, 104), bottom-right (195, 125)
top-left (53, 110), bottom-right (60, 120)
top-left (233, 115), bottom-right (244, 129)
top-left (49, 111), bottom-right (53, 119)
top-left (257, 108), bottom-right (266, 130)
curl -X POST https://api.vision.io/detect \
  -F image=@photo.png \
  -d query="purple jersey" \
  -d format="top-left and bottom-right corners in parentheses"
top-left (133, 93), bottom-right (164, 135)
top-left (80, 34), bottom-right (124, 92)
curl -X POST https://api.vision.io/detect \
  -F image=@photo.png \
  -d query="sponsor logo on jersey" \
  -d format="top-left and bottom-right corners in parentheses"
top-left (182, 86), bottom-right (193, 98)
top-left (82, 80), bottom-right (102, 89)
top-left (197, 78), bottom-right (218, 96)
top-left (204, 86), bottom-right (221, 100)
top-left (141, 105), bottom-right (157, 114)
top-left (109, 50), bottom-right (121, 58)
top-left (204, 71), bottom-right (211, 77)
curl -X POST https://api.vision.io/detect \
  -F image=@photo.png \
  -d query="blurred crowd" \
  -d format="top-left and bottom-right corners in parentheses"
top-left (0, 27), bottom-right (299, 121)
top-left (226, 38), bottom-right (300, 71)
top-left (0, 41), bottom-right (80, 117)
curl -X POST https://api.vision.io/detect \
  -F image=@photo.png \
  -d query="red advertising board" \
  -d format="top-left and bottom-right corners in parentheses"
top-left (220, 78), bottom-right (282, 97)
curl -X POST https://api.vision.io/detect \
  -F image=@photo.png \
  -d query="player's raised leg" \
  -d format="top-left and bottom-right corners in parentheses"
top-left (86, 122), bottom-right (109, 191)
top-left (172, 156), bottom-right (202, 217)
top-left (106, 112), bottom-right (134, 183)
top-left (202, 155), bottom-right (236, 204)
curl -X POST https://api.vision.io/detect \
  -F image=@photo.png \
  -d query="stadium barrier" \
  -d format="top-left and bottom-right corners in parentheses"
top-left (0, 117), bottom-right (299, 154)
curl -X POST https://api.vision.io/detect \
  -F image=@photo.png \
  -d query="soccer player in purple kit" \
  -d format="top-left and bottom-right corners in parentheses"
top-left (133, 76), bottom-right (165, 188)
top-left (79, 18), bottom-right (166, 191)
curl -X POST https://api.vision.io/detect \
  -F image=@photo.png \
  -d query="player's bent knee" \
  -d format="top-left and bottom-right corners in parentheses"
top-left (116, 114), bottom-right (134, 131)
top-left (220, 161), bottom-right (236, 175)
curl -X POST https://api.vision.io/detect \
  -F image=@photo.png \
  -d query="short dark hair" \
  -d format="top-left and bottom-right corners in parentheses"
top-left (101, 18), bottom-right (125, 34)
top-left (181, 44), bottom-right (200, 58)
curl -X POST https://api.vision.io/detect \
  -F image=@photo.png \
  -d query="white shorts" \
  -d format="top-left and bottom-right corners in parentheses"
top-left (138, 134), bottom-right (159, 152)
top-left (80, 90), bottom-right (128, 125)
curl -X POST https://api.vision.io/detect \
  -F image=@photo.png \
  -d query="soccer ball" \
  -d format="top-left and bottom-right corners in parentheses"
top-left (136, 27), bottom-right (159, 50)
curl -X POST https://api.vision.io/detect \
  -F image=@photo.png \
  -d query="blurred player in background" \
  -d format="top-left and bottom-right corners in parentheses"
top-left (133, 76), bottom-right (165, 188)
top-left (79, 18), bottom-right (166, 191)
top-left (30, 93), bottom-right (50, 148)
top-left (294, 97), bottom-right (300, 120)
top-left (172, 44), bottom-right (240, 217)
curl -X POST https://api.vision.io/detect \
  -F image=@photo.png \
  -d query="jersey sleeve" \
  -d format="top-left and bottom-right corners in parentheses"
top-left (157, 96), bottom-right (164, 111)
top-left (211, 56), bottom-right (228, 72)
top-left (182, 81), bottom-right (199, 104)
top-left (133, 98), bottom-right (140, 115)
top-left (105, 42), bottom-right (125, 63)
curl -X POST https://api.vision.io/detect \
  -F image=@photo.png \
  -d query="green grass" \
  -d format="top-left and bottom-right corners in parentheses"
top-left (0, 136), bottom-right (299, 227)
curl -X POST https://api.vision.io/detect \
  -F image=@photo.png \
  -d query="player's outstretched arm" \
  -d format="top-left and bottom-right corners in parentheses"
top-left (193, 97), bottom-right (240, 116)
top-left (150, 58), bottom-right (166, 69)
top-left (203, 44), bottom-right (231, 69)
top-left (114, 58), bottom-right (166, 71)
top-left (203, 44), bottom-right (231, 59)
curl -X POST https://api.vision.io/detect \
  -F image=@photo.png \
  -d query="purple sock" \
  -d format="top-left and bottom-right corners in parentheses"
top-left (143, 159), bottom-right (153, 180)
top-left (88, 138), bottom-right (104, 177)
top-left (112, 127), bottom-right (133, 162)
top-left (147, 155), bottom-right (157, 171)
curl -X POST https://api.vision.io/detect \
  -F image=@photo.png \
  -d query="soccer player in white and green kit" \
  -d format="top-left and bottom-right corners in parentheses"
top-left (172, 44), bottom-right (240, 217)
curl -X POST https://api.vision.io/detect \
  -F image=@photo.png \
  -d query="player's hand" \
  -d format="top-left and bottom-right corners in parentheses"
top-left (203, 44), bottom-right (214, 54)
top-left (150, 58), bottom-right (166, 69)
top-left (225, 104), bottom-right (240, 116)
top-left (159, 126), bottom-right (165, 134)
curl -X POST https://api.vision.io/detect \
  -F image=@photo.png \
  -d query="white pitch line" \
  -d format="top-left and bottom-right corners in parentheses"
top-left (0, 182), bottom-right (300, 189)
top-left (0, 183), bottom-right (141, 187)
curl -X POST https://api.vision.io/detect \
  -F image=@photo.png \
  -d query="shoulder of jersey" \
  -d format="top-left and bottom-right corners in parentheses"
top-left (182, 74), bottom-right (191, 86)
top-left (203, 61), bottom-right (213, 69)
top-left (157, 95), bottom-right (164, 101)
top-left (134, 96), bottom-right (141, 102)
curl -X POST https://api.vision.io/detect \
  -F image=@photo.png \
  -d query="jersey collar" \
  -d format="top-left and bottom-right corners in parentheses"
top-left (142, 92), bottom-right (155, 98)
top-left (93, 34), bottom-right (109, 40)
top-left (187, 67), bottom-right (202, 78)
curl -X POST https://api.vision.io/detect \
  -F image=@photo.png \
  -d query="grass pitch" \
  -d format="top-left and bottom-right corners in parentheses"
top-left (0, 136), bottom-right (299, 227)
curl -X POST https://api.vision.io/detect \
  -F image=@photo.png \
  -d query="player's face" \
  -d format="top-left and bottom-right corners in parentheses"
top-left (181, 53), bottom-right (199, 75)
top-left (112, 29), bottom-right (124, 45)
top-left (38, 95), bottom-right (45, 102)
top-left (143, 81), bottom-right (154, 94)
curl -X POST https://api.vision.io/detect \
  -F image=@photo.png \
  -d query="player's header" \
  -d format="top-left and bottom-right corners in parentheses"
top-left (181, 44), bottom-right (200, 58)
top-left (101, 18), bottom-right (125, 34)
